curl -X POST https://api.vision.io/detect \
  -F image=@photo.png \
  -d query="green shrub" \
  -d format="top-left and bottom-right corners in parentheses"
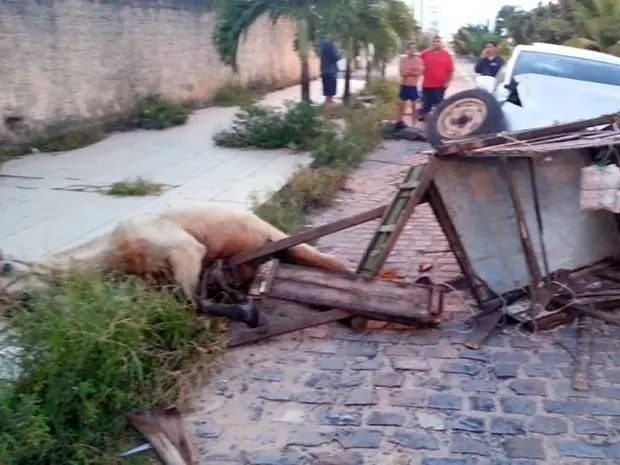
top-left (135, 94), bottom-right (190, 130)
top-left (213, 101), bottom-right (323, 150)
top-left (0, 273), bottom-right (225, 465)
top-left (364, 78), bottom-right (400, 105)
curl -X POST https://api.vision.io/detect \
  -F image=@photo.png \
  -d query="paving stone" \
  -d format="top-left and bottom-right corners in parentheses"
top-left (246, 451), bottom-right (302, 465)
top-left (367, 411), bottom-right (406, 426)
top-left (310, 451), bottom-right (364, 465)
top-left (492, 363), bottom-right (519, 379)
top-left (314, 357), bottom-right (346, 371)
top-left (451, 415), bottom-right (485, 433)
top-left (390, 390), bottom-right (427, 407)
top-left (555, 441), bottom-right (607, 459)
top-left (388, 430), bottom-right (440, 450)
top-left (421, 459), bottom-right (473, 465)
top-left (440, 361), bottom-right (480, 376)
top-left (304, 373), bottom-right (364, 390)
top-left (509, 379), bottom-right (547, 396)
top-left (510, 335), bottom-right (542, 349)
top-left (416, 411), bottom-right (446, 430)
top-left (522, 363), bottom-right (558, 378)
top-left (287, 428), bottom-right (334, 446)
top-left (470, 396), bottom-right (495, 412)
top-left (373, 372), bottom-right (404, 387)
top-left (295, 392), bottom-right (337, 405)
top-left (503, 437), bottom-right (546, 460)
top-left (450, 435), bottom-right (490, 456)
top-left (385, 345), bottom-right (420, 356)
top-left (589, 400), bottom-right (620, 416)
top-left (543, 399), bottom-right (588, 415)
top-left (428, 394), bottom-right (463, 410)
top-left (492, 351), bottom-right (531, 364)
top-left (419, 377), bottom-right (451, 392)
top-left (257, 387), bottom-right (293, 402)
top-left (404, 330), bottom-right (441, 345)
top-left (607, 443), bottom-right (620, 460)
top-left (490, 417), bottom-right (526, 435)
top-left (604, 369), bottom-right (620, 384)
top-left (250, 371), bottom-right (285, 382)
top-left (527, 416), bottom-right (568, 435)
top-left (344, 389), bottom-right (377, 406)
top-left (593, 386), bottom-right (620, 400)
top-left (421, 345), bottom-right (460, 359)
top-left (499, 397), bottom-right (536, 415)
top-left (317, 412), bottom-right (362, 426)
top-left (460, 379), bottom-right (498, 394)
top-left (538, 352), bottom-right (572, 364)
top-left (336, 429), bottom-right (383, 449)
top-left (391, 358), bottom-right (430, 371)
top-left (343, 342), bottom-right (378, 358)
top-left (573, 418), bottom-right (608, 435)
top-left (610, 416), bottom-right (620, 432)
top-left (248, 405), bottom-right (264, 422)
top-left (195, 422), bottom-right (224, 439)
top-left (351, 358), bottom-right (384, 370)
top-left (459, 349), bottom-right (490, 362)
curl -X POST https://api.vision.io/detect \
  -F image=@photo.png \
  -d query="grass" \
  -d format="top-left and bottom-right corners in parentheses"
top-left (105, 177), bottom-right (167, 197)
top-left (212, 83), bottom-right (263, 107)
top-left (0, 272), bottom-right (226, 465)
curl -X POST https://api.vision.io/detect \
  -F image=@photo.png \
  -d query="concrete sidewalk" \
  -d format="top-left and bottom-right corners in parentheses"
top-left (0, 77), bottom-right (365, 259)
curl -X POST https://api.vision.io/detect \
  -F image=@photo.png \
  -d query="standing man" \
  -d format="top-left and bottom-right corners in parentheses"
top-left (320, 32), bottom-right (343, 120)
top-left (395, 41), bottom-right (424, 131)
top-left (475, 41), bottom-right (504, 77)
top-left (419, 35), bottom-right (454, 121)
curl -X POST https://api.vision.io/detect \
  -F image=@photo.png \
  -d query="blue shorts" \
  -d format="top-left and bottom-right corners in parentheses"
top-left (321, 74), bottom-right (337, 97)
top-left (399, 85), bottom-right (419, 102)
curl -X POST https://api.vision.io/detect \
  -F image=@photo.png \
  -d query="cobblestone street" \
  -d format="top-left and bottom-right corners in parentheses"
top-left (188, 135), bottom-right (620, 464)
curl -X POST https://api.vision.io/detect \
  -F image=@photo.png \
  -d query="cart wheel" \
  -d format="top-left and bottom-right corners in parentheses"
top-left (426, 88), bottom-right (506, 149)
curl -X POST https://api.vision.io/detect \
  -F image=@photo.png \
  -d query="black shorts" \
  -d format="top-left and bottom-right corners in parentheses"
top-left (399, 85), bottom-right (419, 102)
top-left (321, 74), bottom-right (337, 97)
top-left (421, 87), bottom-right (446, 115)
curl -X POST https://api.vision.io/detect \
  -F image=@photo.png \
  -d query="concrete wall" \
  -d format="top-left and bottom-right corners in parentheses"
top-left (0, 0), bottom-right (318, 139)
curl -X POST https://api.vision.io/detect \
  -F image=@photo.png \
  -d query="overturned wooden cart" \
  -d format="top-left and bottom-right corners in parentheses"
top-left (198, 112), bottom-right (620, 350)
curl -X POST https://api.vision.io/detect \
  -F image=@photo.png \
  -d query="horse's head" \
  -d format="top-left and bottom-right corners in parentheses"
top-left (0, 250), bottom-right (52, 301)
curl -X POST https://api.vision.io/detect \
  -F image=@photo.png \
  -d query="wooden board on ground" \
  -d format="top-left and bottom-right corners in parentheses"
top-left (250, 261), bottom-right (443, 327)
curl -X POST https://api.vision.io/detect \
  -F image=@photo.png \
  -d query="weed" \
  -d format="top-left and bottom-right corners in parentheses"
top-left (0, 272), bottom-right (226, 465)
top-left (212, 84), bottom-right (261, 107)
top-left (105, 177), bottom-right (166, 197)
top-left (364, 78), bottom-right (400, 105)
top-left (213, 101), bottom-right (323, 150)
top-left (135, 94), bottom-right (190, 130)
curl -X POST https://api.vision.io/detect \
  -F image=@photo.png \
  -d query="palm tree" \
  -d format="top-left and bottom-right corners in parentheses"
top-left (571, 0), bottom-right (620, 53)
top-left (213, 0), bottom-right (335, 102)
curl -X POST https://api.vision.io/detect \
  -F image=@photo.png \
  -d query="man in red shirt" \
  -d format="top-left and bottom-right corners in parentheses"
top-left (419, 35), bottom-right (454, 120)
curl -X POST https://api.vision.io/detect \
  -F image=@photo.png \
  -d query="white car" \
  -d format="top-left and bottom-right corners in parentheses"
top-left (426, 42), bottom-right (620, 147)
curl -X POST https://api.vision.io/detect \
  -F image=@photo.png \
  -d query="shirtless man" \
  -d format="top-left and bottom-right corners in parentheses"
top-left (395, 41), bottom-right (423, 131)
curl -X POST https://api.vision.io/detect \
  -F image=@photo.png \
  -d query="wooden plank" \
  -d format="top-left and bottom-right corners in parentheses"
top-left (427, 181), bottom-right (494, 306)
top-left (435, 113), bottom-right (619, 156)
top-left (499, 157), bottom-right (543, 309)
top-left (227, 309), bottom-right (350, 348)
top-left (465, 309), bottom-right (504, 350)
top-left (266, 264), bottom-right (440, 325)
top-left (228, 204), bottom-right (388, 267)
top-left (572, 315), bottom-right (592, 392)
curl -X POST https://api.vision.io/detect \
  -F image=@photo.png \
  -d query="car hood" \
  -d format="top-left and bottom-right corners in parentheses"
top-left (506, 73), bottom-right (620, 129)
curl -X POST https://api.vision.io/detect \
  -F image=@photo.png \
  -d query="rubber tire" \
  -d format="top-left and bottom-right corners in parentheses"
top-left (426, 88), bottom-right (506, 149)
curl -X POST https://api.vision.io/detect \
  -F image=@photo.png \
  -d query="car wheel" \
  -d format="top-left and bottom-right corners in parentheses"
top-left (426, 88), bottom-right (506, 149)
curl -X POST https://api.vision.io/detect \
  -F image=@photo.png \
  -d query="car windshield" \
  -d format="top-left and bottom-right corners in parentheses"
top-left (512, 50), bottom-right (620, 87)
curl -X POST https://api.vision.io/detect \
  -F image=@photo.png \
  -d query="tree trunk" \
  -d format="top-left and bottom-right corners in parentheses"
top-left (380, 62), bottom-right (386, 79)
top-left (365, 49), bottom-right (372, 84)
top-left (343, 58), bottom-right (352, 103)
top-left (297, 17), bottom-right (311, 102)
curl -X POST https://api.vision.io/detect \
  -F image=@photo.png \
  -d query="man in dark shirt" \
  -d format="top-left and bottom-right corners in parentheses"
top-left (320, 33), bottom-right (342, 120)
top-left (475, 41), bottom-right (504, 77)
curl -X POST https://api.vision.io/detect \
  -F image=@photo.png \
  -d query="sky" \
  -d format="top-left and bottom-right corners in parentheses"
top-left (413, 0), bottom-right (547, 38)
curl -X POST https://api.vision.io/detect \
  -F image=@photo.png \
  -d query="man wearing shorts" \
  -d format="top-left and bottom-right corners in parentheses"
top-left (419, 35), bottom-right (454, 120)
top-left (395, 41), bottom-right (423, 131)
top-left (320, 33), bottom-right (342, 120)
